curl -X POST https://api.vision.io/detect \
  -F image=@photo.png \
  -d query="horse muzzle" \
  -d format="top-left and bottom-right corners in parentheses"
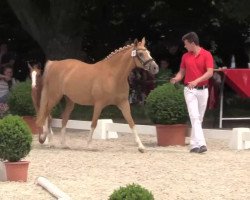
top-left (149, 61), bottom-right (159, 75)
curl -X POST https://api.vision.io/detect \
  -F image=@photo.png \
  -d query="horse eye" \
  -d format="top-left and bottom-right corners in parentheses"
top-left (138, 52), bottom-right (143, 57)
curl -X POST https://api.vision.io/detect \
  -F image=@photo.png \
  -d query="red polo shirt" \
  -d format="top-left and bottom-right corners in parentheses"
top-left (180, 48), bottom-right (214, 86)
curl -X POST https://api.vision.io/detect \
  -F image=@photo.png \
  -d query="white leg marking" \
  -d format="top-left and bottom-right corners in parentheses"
top-left (87, 128), bottom-right (94, 146)
top-left (132, 127), bottom-right (145, 152)
top-left (61, 126), bottom-right (66, 147)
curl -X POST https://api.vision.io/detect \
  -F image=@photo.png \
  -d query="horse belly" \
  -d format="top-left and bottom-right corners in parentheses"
top-left (63, 81), bottom-right (94, 105)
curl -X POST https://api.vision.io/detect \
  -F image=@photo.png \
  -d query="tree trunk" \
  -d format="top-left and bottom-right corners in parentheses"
top-left (7, 0), bottom-right (84, 60)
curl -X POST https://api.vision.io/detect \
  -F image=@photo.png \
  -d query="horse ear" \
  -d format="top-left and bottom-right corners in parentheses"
top-left (141, 37), bottom-right (146, 46)
top-left (28, 62), bottom-right (33, 71)
top-left (134, 39), bottom-right (138, 46)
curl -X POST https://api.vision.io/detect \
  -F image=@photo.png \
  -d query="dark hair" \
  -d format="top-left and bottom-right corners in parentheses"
top-left (2, 63), bottom-right (13, 73)
top-left (182, 32), bottom-right (199, 45)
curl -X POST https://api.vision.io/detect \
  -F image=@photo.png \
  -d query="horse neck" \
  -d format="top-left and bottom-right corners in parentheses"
top-left (37, 79), bottom-right (43, 95)
top-left (104, 49), bottom-right (135, 81)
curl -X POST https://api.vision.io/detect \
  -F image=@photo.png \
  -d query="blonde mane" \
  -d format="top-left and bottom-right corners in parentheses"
top-left (104, 44), bottom-right (134, 60)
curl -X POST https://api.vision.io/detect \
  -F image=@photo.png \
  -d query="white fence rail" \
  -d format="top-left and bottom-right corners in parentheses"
top-left (51, 118), bottom-right (156, 139)
top-left (51, 118), bottom-right (232, 139)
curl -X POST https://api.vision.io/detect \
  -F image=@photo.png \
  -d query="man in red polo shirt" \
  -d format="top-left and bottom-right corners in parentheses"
top-left (171, 32), bottom-right (214, 153)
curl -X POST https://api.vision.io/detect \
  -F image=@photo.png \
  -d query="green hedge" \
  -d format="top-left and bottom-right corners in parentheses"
top-left (108, 183), bottom-right (154, 200)
top-left (7, 80), bottom-right (36, 116)
top-left (0, 115), bottom-right (32, 162)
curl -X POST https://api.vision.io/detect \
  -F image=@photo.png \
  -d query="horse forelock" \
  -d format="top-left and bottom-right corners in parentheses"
top-left (104, 44), bottom-right (134, 60)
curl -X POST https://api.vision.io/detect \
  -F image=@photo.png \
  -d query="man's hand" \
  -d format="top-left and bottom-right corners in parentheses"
top-left (170, 69), bottom-right (185, 85)
top-left (187, 80), bottom-right (198, 89)
top-left (170, 77), bottom-right (178, 84)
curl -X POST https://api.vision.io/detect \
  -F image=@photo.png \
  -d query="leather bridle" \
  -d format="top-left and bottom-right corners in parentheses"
top-left (132, 48), bottom-right (155, 70)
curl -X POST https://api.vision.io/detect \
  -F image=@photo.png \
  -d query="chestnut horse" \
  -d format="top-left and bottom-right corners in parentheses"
top-left (36, 38), bottom-right (159, 152)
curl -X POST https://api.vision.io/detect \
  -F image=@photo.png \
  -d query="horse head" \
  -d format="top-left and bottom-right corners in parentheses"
top-left (132, 37), bottom-right (159, 75)
top-left (28, 62), bottom-right (42, 88)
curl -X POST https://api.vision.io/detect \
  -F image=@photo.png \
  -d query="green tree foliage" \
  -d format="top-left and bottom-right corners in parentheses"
top-left (4, 0), bottom-right (250, 64)
top-left (5, 0), bottom-right (222, 60)
top-left (215, 0), bottom-right (250, 23)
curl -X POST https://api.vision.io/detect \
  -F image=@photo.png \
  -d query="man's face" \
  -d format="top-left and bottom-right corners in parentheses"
top-left (183, 40), bottom-right (194, 52)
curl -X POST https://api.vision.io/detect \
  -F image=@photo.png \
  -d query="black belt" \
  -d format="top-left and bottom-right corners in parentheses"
top-left (185, 85), bottom-right (208, 90)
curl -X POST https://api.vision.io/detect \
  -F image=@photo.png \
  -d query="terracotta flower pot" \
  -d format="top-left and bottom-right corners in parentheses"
top-left (22, 116), bottom-right (42, 134)
top-left (4, 161), bottom-right (30, 182)
top-left (156, 124), bottom-right (188, 146)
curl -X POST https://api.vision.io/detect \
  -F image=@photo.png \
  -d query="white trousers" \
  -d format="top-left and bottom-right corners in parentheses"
top-left (184, 87), bottom-right (208, 148)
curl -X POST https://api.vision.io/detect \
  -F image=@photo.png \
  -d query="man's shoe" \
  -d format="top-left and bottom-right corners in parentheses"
top-left (190, 147), bottom-right (200, 153)
top-left (199, 145), bottom-right (207, 153)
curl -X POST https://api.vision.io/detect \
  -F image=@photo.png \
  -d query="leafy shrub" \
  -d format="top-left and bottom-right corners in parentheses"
top-left (7, 80), bottom-right (36, 116)
top-left (108, 183), bottom-right (154, 200)
top-left (145, 83), bottom-right (188, 124)
top-left (0, 103), bottom-right (9, 119)
top-left (0, 115), bottom-right (32, 162)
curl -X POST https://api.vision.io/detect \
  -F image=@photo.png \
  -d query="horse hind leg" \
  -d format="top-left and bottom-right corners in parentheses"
top-left (87, 103), bottom-right (104, 146)
top-left (118, 100), bottom-right (145, 153)
top-left (48, 115), bottom-right (54, 136)
top-left (60, 97), bottom-right (75, 148)
top-left (43, 115), bottom-right (57, 147)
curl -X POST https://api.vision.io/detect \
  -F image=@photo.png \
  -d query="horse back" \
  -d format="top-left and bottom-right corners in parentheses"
top-left (43, 59), bottom-right (119, 105)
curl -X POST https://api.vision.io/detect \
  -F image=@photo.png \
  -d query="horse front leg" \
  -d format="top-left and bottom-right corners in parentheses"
top-left (39, 117), bottom-right (50, 145)
top-left (60, 97), bottom-right (75, 148)
top-left (118, 100), bottom-right (145, 153)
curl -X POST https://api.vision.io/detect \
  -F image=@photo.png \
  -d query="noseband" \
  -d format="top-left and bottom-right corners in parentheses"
top-left (132, 48), bottom-right (155, 70)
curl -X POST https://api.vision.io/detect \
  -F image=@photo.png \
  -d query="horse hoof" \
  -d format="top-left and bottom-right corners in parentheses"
top-left (39, 137), bottom-right (46, 144)
top-left (86, 139), bottom-right (92, 146)
top-left (61, 145), bottom-right (70, 149)
top-left (138, 147), bottom-right (145, 153)
top-left (38, 134), bottom-right (46, 144)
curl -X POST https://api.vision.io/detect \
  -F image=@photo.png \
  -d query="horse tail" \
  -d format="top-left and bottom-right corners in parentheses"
top-left (36, 60), bottom-right (52, 127)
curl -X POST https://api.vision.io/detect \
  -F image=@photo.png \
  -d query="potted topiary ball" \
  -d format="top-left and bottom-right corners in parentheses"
top-left (0, 115), bottom-right (32, 182)
top-left (109, 183), bottom-right (154, 200)
top-left (7, 80), bottom-right (41, 134)
top-left (145, 83), bottom-right (189, 146)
